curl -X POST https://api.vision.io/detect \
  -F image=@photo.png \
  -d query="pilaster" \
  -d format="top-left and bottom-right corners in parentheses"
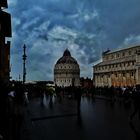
top-left (136, 49), bottom-right (140, 85)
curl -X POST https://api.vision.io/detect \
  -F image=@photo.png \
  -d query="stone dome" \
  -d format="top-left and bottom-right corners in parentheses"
top-left (56, 49), bottom-right (78, 64)
top-left (54, 49), bottom-right (80, 87)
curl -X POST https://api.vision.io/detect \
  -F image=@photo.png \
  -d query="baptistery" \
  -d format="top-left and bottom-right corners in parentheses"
top-left (54, 49), bottom-right (80, 87)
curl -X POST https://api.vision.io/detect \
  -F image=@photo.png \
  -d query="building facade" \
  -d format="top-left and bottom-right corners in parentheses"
top-left (0, 0), bottom-right (12, 84)
top-left (93, 45), bottom-right (140, 87)
top-left (80, 77), bottom-right (93, 88)
top-left (54, 49), bottom-right (80, 87)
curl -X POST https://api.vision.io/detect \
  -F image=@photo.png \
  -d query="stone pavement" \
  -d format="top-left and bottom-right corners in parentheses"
top-left (20, 95), bottom-right (140, 140)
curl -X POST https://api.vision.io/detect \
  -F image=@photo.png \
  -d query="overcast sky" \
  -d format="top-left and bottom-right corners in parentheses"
top-left (6, 0), bottom-right (140, 81)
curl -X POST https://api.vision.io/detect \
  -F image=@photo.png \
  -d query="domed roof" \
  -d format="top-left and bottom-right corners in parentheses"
top-left (63, 49), bottom-right (71, 56)
top-left (56, 49), bottom-right (78, 64)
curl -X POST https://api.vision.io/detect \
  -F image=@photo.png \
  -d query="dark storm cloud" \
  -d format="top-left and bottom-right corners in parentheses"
top-left (8, 0), bottom-right (140, 80)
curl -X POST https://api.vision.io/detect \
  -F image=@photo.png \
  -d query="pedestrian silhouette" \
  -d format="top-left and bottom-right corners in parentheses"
top-left (129, 85), bottom-right (140, 121)
top-left (75, 87), bottom-right (82, 115)
top-left (13, 83), bottom-right (25, 140)
top-left (40, 92), bottom-right (44, 106)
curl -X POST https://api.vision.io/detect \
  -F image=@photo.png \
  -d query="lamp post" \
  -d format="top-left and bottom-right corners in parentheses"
top-left (22, 44), bottom-right (27, 84)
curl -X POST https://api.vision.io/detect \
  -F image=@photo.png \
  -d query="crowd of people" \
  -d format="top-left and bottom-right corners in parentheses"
top-left (0, 82), bottom-right (28, 140)
top-left (55, 85), bottom-right (140, 121)
top-left (0, 82), bottom-right (140, 139)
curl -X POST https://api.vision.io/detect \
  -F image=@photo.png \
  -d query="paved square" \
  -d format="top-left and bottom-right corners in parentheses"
top-left (21, 96), bottom-right (140, 140)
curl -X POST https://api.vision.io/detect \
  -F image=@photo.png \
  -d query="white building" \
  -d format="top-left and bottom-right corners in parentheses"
top-left (54, 49), bottom-right (80, 87)
top-left (93, 45), bottom-right (140, 87)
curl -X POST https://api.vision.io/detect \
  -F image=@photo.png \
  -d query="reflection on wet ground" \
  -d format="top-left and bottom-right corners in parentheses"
top-left (21, 96), bottom-right (140, 140)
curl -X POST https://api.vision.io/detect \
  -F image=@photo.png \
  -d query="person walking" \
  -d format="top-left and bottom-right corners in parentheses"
top-left (13, 83), bottom-right (25, 140)
top-left (129, 85), bottom-right (140, 121)
top-left (75, 87), bottom-right (82, 115)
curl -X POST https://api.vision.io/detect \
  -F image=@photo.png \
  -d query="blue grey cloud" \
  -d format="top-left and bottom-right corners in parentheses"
top-left (7, 0), bottom-right (140, 81)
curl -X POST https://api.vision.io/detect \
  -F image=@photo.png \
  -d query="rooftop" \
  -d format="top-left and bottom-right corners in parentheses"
top-left (105, 45), bottom-right (140, 55)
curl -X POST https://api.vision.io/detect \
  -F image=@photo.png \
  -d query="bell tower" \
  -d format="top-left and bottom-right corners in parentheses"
top-left (0, 0), bottom-right (12, 84)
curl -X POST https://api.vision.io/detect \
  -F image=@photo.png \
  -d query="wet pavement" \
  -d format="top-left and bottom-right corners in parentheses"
top-left (21, 96), bottom-right (140, 140)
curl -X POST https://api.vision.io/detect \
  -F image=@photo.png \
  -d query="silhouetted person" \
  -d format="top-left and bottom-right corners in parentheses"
top-left (130, 85), bottom-right (140, 121)
top-left (75, 87), bottom-right (82, 115)
top-left (13, 83), bottom-right (25, 140)
top-left (91, 86), bottom-right (95, 98)
top-left (76, 87), bottom-right (82, 126)
top-left (49, 93), bottom-right (53, 109)
top-left (7, 85), bottom-right (16, 140)
top-left (24, 88), bottom-right (29, 106)
top-left (0, 82), bottom-right (9, 140)
top-left (40, 92), bottom-right (44, 106)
